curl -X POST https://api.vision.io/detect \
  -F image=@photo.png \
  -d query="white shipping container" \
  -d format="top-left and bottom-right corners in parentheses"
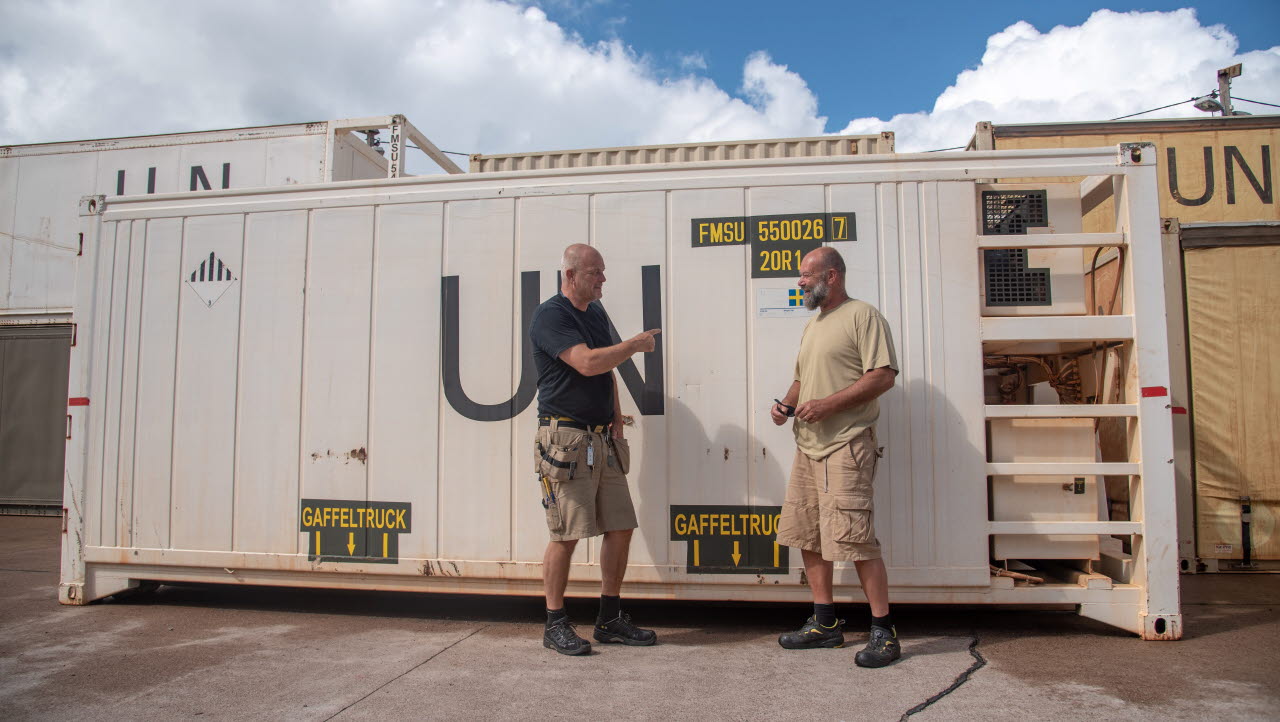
top-left (0, 114), bottom-right (460, 317)
top-left (1, 115), bottom-right (461, 509)
top-left (62, 145), bottom-right (1181, 639)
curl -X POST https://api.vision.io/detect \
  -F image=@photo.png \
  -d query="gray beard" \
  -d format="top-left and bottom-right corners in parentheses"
top-left (804, 278), bottom-right (829, 310)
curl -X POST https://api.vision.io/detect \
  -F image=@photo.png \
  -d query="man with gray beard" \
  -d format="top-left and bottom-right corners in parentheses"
top-left (770, 246), bottom-right (902, 668)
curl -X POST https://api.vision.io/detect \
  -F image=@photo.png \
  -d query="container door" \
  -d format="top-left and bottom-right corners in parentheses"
top-left (1185, 241), bottom-right (1280, 565)
top-left (0, 325), bottom-right (72, 509)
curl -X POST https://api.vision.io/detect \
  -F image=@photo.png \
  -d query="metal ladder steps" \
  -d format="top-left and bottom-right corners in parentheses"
top-left (977, 231), bottom-right (1126, 249)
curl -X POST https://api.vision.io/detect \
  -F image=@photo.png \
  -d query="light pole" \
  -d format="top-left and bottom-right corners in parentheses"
top-left (1217, 63), bottom-right (1242, 116)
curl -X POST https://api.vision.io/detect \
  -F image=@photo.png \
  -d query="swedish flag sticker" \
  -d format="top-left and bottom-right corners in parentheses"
top-left (788, 289), bottom-right (804, 307)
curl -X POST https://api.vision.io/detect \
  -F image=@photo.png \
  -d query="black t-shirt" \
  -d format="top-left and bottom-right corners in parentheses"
top-left (530, 293), bottom-right (616, 426)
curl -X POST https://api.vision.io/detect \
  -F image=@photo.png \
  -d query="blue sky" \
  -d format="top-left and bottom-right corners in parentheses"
top-left (2, 1), bottom-right (1278, 157)
top-left (540, 0), bottom-right (1280, 133)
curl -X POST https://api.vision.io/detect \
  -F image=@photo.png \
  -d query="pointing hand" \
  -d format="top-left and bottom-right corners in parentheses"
top-left (630, 328), bottom-right (661, 353)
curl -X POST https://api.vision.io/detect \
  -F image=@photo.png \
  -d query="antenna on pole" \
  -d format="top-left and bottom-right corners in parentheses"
top-left (1217, 64), bottom-right (1242, 116)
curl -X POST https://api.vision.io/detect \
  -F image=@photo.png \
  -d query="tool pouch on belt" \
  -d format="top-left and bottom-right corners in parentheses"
top-left (609, 437), bottom-right (631, 475)
top-left (535, 440), bottom-right (579, 481)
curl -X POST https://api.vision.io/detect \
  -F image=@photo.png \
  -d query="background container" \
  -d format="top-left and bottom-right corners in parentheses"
top-left (469, 133), bottom-right (895, 173)
top-left (0, 115), bottom-right (457, 512)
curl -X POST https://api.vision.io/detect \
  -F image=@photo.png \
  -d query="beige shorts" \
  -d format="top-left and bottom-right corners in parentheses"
top-left (776, 426), bottom-right (884, 562)
top-left (534, 423), bottom-right (638, 542)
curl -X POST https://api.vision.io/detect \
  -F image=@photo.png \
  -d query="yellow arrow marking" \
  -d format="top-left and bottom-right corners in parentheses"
top-left (773, 542), bottom-right (780, 567)
top-left (347, 532), bottom-right (356, 555)
top-left (382, 533), bottom-right (388, 558)
top-left (693, 539), bottom-right (700, 567)
top-left (315, 531), bottom-right (320, 555)
top-left (731, 541), bottom-right (742, 566)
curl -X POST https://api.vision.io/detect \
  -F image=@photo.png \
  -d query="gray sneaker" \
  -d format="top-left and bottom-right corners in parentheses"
top-left (593, 612), bottom-right (657, 646)
top-left (854, 625), bottom-right (901, 667)
top-left (544, 617), bottom-right (591, 656)
top-left (778, 615), bottom-right (845, 649)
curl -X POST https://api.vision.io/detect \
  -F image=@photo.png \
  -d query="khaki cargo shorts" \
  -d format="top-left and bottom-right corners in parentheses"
top-left (534, 421), bottom-right (638, 542)
top-left (776, 426), bottom-right (884, 562)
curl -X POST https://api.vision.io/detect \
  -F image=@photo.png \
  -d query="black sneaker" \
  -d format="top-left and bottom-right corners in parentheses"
top-left (544, 617), bottom-right (592, 656)
top-left (854, 625), bottom-right (901, 668)
top-left (594, 612), bottom-right (657, 646)
top-left (778, 615), bottom-right (845, 649)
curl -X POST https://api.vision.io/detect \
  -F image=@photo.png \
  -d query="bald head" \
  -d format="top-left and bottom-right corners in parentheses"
top-left (562, 243), bottom-right (602, 273)
top-left (560, 243), bottom-right (606, 309)
top-left (804, 246), bottom-right (846, 275)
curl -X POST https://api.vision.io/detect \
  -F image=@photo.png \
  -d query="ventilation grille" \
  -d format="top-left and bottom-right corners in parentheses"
top-left (984, 248), bottom-right (1052, 306)
top-left (982, 190), bottom-right (1048, 235)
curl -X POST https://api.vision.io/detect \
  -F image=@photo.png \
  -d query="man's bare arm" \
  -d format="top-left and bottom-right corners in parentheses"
top-left (559, 329), bottom-right (660, 377)
top-left (794, 367), bottom-right (897, 424)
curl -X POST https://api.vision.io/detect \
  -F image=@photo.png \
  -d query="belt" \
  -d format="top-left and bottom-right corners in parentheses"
top-left (538, 415), bottom-right (607, 433)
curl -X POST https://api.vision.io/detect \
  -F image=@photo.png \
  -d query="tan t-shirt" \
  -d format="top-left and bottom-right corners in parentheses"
top-left (793, 298), bottom-right (898, 459)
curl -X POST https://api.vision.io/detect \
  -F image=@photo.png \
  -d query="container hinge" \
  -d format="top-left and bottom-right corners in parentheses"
top-left (79, 195), bottom-right (105, 216)
top-left (1118, 142), bottom-right (1154, 166)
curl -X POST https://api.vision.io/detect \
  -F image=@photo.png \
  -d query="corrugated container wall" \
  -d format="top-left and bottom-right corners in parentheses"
top-left (469, 133), bottom-right (895, 173)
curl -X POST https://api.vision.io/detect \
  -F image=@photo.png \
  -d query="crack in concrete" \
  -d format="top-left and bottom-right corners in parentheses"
top-left (324, 624), bottom-right (489, 721)
top-left (899, 632), bottom-right (987, 720)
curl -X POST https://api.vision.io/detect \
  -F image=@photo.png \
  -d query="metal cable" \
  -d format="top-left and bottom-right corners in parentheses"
top-left (1233, 95), bottom-right (1280, 109)
top-left (405, 143), bottom-right (471, 156)
top-left (983, 355), bottom-right (1082, 404)
top-left (1110, 97), bottom-right (1197, 121)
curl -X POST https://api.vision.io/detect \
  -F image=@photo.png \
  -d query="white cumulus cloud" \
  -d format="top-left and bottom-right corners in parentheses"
top-left (0, 0), bottom-right (823, 166)
top-left (840, 8), bottom-right (1280, 151)
top-left (0, 3), bottom-right (1275, 161)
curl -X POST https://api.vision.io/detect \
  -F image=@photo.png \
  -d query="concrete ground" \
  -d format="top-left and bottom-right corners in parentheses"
top-left (1, 515), bottom-right (1277, 721)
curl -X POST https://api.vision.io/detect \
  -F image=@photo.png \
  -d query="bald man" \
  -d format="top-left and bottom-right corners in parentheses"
top-left (529, 243), bottom-right (661, 655)
top-left (771, 246), bottom-right (903, 668)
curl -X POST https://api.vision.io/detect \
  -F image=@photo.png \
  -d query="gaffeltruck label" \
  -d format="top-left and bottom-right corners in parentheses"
top-left (300, 499), bottom-right (412, 564)
top-left (670, 505), bottom-right (789, 574)
top-left (689, 212), bottom-right (855, 278)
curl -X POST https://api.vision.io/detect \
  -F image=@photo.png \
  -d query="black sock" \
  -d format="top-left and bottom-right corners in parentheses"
top-left (872, 613), bottom-right (894, 630)
top-left (546, 607), bottom-right (568, 626)
top-left (599, 594), bottom-right (621, 622)
top-left (814, 603), bottom-right (837, 627)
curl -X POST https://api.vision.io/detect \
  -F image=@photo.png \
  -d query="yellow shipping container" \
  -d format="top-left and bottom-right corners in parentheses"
top-left (973, 116), bottom-right (1278, 224)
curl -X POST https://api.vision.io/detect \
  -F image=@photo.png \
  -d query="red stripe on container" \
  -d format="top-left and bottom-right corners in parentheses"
top-left (1141, 386), bottom-right (1168, 398)
top-left (68, 397), bottom-right (90, 406)
top-left (1171, 407), bottom-right (1188, 415)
